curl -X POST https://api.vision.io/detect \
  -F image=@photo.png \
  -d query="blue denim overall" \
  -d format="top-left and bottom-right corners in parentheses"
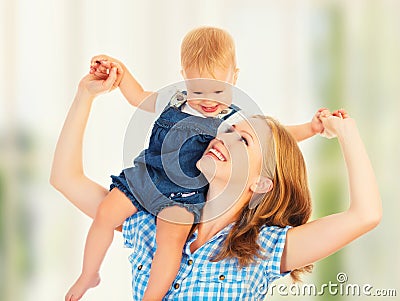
top-left (110, 92), bottom-right (239, 223)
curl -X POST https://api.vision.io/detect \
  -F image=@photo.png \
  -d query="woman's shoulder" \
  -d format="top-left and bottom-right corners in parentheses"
top-left (122, 211), bottom-right (157, 248)
top-left (258, 224), bottom-right (291, 251)
top-left (257, 225), bottom-right (291, 281)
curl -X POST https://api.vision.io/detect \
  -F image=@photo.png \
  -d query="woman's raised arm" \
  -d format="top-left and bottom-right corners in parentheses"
top-left (50, 68), bottom-right (118, 218)
top-left (281, 110), bottom-right (382, 272)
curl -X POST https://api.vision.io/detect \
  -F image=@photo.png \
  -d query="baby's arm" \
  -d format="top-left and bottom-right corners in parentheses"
top-left (284, 108), bottom-right (326, 142)
top-left (91, 55), bottom-right (157, 112)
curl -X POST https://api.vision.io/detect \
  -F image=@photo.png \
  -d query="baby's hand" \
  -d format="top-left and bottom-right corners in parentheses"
top-left (89, 55), bottom-right (124, 90)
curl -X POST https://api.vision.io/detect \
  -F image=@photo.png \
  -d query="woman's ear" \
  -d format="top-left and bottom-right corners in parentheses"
top-left (249, 177), bottom-right (273, 209)
top-left (250, 176), bottom-right (273, 194)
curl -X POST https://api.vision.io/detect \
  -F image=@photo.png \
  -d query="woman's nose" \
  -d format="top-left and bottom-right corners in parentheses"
top-left (216, 129), bottom-right (240, 143)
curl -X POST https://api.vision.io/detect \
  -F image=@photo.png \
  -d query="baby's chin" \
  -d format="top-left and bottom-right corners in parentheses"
top-left (196, 156), bottom-right (216, 182)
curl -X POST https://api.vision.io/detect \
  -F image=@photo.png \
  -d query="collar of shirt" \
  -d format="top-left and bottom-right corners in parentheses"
top-left (181, 103), bottom-right (207, 118)
top-left (183, 222), bottom-right (235, 256)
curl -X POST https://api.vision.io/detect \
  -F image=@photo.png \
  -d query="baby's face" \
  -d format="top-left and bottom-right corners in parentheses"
top-left (182, 67), bottom-right (237, 117)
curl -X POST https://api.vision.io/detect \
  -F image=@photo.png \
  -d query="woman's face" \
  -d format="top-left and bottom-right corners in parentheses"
top-left (197, 117), bottom-right (269, 193)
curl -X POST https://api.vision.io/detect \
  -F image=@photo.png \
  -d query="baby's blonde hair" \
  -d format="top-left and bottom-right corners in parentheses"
top-left (181, 26), bottom-right (237, 77)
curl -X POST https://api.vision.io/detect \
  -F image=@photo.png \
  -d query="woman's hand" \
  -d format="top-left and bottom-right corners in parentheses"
top-left (78, 66), bottom-right (119, 98)
top-left (90, 54), bottom-right (124, 91)
top-left (319, 109), bottom-right (353, 139)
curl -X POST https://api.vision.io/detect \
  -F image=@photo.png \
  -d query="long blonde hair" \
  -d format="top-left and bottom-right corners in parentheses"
top-left (212, 116), bottom-right (313, 281)
top-left (180, 26), bottom-right (237, 77)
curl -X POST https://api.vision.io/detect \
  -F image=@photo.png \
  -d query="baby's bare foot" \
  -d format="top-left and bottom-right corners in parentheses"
top-left (65, 273), bottom-right (100, 301)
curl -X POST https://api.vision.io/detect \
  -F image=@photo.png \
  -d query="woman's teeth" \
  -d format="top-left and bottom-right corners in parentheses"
top-left (209, 148), bottom-right (226, 161)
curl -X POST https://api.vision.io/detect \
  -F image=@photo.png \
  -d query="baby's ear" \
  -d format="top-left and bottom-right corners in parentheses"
top-left (180, 69), bottom-right (186, 78)
top-left (250, 176), bottom-right (273, 194)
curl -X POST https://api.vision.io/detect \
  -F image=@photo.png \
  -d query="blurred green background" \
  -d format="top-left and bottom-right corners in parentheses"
top-left (1, 1), bottom-right (399, 300)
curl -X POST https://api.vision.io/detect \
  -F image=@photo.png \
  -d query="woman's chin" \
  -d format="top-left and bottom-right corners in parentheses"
top-left (196, 156), bottom-right (217, 182)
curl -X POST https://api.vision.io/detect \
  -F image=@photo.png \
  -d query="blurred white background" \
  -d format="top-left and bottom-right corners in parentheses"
top-left (1, 0), bottom-right (399, 300)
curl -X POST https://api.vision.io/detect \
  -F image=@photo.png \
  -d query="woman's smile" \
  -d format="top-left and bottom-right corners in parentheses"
top-left (206, 147), bottom-right (227, 161)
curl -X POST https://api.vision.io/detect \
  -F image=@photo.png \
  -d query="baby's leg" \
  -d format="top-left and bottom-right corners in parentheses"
top-left (142, 206), bottom-right (194, 301)
top-left (65, 188), bottom-right (137, 301)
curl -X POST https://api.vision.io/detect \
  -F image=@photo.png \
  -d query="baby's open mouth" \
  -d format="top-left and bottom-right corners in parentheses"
top-left (201, 105), bottom-right (219, 113)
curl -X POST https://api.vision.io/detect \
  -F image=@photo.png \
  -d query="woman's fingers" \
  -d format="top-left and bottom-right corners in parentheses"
top-left (88, 55), bottom-right (123, 91)
top-left (93, 71), bottom-right (108, 79)
top-left (320, 109), bottom-right (332, 118)
top-left (103, 67), bottom-right (118, 90)
top-left (91, 60), bottom-right (117, 77)
top-left (90, 56), bottom-right (112, 77)
top-left (110, 62), bottom-right (123, 89)
top-left (319, 108), bottom-right (350, 120)
top-left (319, 110), bottom-right (340, 139)
top-left (332, 109), bottom-right (350, 119)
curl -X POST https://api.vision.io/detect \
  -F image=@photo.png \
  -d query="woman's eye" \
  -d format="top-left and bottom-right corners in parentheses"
top-left (225, 126), bottom-right (234, 133)
top-left (240, 136), bottom-right (249, 146)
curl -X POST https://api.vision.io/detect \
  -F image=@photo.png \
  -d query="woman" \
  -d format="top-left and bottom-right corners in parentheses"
top-left (51, 68), bottom-right (381, 300)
